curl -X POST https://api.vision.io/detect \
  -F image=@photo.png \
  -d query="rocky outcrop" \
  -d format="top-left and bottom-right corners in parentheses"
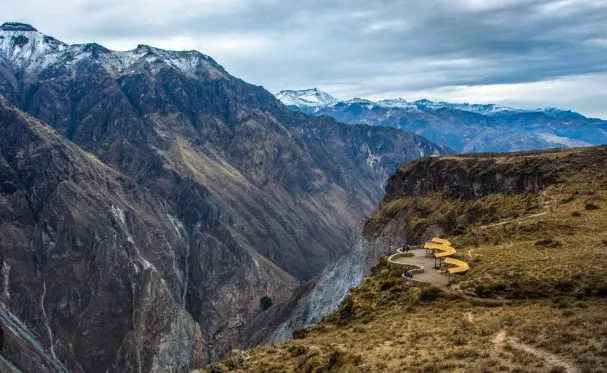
top-left (384, 151), bottom-right (565, 201)
top-left (0, 22), bottom-right (38, 31)
top-left (0, 302), bottom-right (69, 373)
top-left (366, 147), bottom-right (607, 242)
top-left (240, 234), bottom-right (376, 346)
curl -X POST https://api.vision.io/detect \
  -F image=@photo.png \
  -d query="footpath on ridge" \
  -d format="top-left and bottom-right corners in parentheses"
top-left (386, 190), bottom-right (556, 288)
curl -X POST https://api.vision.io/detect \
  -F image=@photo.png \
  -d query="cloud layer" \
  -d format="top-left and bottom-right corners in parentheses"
top-left (4, 0), bottom-right (607, 117)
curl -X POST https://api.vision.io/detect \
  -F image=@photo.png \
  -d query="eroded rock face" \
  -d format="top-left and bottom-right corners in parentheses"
top-left (0, 98), bottom-right (205, 372)
top-left (384, 151), bottom-right (564, 201)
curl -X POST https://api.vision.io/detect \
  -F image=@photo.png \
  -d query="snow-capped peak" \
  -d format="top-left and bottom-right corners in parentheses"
top-left (443, 102), bottom-right (519, 115)
top-left (0, 22), bottom-right (68, 72)
top-left (375, 98), bottom-right (421, 111)
top-left (343, 97), bottom-right (374, 105)
top-left (0, 22), bottom-right (226, 79)
top-left (276, 88), bottom-right (338, 107)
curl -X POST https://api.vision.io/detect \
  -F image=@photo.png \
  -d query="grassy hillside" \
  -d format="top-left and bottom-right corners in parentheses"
top-left (204, 146), bottom-right (607, 373)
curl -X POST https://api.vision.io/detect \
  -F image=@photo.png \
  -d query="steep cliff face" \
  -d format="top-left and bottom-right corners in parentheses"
top-left (364, 147), bottom-right (607, 244)
top-left (383, 152), bottom-right (563, 200)
top-left (0, 97), bottom-right (211, 372)
top-left (240, 235), bottom-right (385, 347)
top-left (0, 22), bottom-right (449, 368)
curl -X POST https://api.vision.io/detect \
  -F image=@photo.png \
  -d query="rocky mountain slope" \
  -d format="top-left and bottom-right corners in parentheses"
top-left (277, 89), bottom-right (607, 153)
top-left (0, 97), bottom-right (206, 372)
top-left (0, 22), bottom-right (448, 370)
top-left (208, 145), bottom-right (607, 372)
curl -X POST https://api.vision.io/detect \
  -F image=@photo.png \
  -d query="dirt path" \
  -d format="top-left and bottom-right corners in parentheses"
top-left (492, 330), bottom-right (580, 373)
top-left (479, 190), bottom-right (557, 230)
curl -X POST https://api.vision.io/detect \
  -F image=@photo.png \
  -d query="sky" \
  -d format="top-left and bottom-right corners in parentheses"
top-left (4, 0), bottom-right (607, 118)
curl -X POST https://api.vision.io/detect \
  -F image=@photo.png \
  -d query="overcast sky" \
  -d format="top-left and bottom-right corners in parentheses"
top-left (5, 0), bottom-right (607, 118)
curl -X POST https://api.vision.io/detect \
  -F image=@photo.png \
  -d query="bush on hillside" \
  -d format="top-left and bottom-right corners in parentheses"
top-left (419, 286), bottom-right (441, 302)
top-left (561, 195), bottom-right (575, 203)
top-left (535, 238), bottom-right (563, 248)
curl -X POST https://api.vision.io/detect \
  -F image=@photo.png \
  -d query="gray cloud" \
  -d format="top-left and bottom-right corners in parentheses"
top-left (4, 0), bottom-right (607, 117)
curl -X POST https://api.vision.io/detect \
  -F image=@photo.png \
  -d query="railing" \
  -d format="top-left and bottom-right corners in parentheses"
top-left (386, 253), bottom-right (431, 287)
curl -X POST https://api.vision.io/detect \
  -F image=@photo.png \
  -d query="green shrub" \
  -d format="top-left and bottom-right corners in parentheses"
top-left (554, 280), bottom-right (574, 292)
top-left (596, 286), bottom-right (607, 297)
top-left (419, 286), bottom-right (442, 302)
top-left (551, 299), bottom-right (571, 309)
top-left (292, 328), bottom-right (309, 339)
top-left (288, 345), bottom-right (308, 357)
top-left (380, 279), bottom-right (395, 291)
top-left (474, 284), bottom-right (493, 298)
top-left (488, 282), bottom-right (507, 292)
top-left (535, 238), bottom-right (563, 248)
top-left (585, 202), bottom-right (600, 210)
top-left (571, 211), bottom-right (581, 217)
top-left (561, 195), bottom-right (575, 203)
top-left (389, 270), bottom-right (403, 278)
top-left (338, 295), bottom-right (355, 319)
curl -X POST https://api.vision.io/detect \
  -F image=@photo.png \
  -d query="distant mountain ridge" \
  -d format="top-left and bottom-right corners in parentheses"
top-left (276, 88), bottom-right (600, 119)
top-left (276, 89), bottom-right (607, 153)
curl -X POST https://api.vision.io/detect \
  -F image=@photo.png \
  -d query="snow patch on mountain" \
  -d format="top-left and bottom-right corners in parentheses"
top-left (376, 98), bottom-right (421, 111)
top-left (275, 88), bottom-right (337, 107)
top-left (535, 133), bottom-right (591, 147)
top-left (442, 102), bottom-right (520, 115)
top-left (0, 24), bottom-right (67, 72)
top-left (0, 22), bottom-right (38, 32)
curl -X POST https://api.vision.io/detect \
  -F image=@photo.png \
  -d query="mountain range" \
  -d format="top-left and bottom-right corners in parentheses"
top-left (276, 88), bottom-right (607, 152)
top-left (0, 21), bottom-right (448, 372)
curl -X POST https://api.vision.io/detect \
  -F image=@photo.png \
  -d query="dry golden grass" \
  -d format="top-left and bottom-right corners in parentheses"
top-left (452, 186), bottom-right (607, 300)
top-left (364, 191), bottom-right (538, 242)
top-left (208, 207), bottom-right (607, 372)
top-left (206, 286), bottom-right (607, 372)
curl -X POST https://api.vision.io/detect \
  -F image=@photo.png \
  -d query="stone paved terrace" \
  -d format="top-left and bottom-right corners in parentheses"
top-left (390, 249), bottom-right (450, 287)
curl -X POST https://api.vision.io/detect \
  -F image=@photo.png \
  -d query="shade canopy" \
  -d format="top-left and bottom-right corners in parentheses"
top-left (423, 237), bottom-right (470, 274)
top-left (444, 257), bottom-right (470, 273)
